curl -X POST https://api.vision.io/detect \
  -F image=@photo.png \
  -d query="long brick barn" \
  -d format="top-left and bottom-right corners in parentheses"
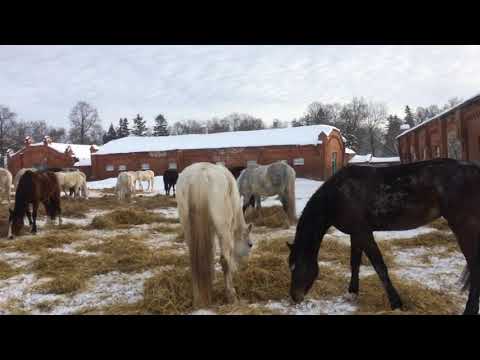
top-left (397, 93), bottom-right (480, 164)
top-left (90, 124), bottom-right (347, 181)
top-left (6, 136), bottom-right (98, 178)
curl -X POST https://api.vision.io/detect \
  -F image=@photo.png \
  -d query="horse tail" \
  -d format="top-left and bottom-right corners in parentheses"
top-left (286, 169), bottom-right (297, 223)
top-left (188, 186), bottom-right (214, 308)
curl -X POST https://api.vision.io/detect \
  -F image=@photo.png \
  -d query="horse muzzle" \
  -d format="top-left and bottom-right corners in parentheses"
top-left (290, 289), bottom-right (305, 304)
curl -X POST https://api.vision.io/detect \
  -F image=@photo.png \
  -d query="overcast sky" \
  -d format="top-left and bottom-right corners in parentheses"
top-left (1, 45), bottom-right (479, 129)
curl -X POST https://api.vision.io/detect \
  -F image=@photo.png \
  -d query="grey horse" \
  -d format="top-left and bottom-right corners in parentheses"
top-left (237, 161), bottom-right (297, 224)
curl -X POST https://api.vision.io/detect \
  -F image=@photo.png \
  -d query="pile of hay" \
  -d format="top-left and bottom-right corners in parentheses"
top-left (244, 206), bottom-right (291, 229)
top-left (0, 260), bottom-right (18, 280)
top-left (89, 208), bottom-right (177, 229)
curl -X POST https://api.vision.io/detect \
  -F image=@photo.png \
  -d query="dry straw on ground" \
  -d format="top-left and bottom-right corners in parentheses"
top-left (244, 206), bottom-right (291, 229)
top-left (89, 208), bottom-right (178, 230)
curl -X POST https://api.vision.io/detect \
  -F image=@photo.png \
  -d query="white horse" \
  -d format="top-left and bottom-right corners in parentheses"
top-left (13, 168), bottom-right (36, 192)
top-left (55, 171), bottom-right (88, 199)
top-left (116, 172), bottom-right (135, 201)
top-left (135, 170), bottom-right (155, 192)
top-left (176, 162), bottom-right (253, 308)
top-left (237, 161), bottom-right (297, 224)
top-left (0, 168), bottom-right (13, 204)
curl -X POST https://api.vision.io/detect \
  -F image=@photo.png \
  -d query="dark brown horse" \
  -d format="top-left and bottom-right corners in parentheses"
top-left (8, 170), bottom-right (62, 238)
top-left (163, 168), bottom-right (179, 197)
top-left (288, 158), bottom-right (480, 315)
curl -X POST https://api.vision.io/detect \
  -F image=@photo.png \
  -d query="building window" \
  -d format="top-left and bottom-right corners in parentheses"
top-left (169, 162), bottom-right (177, 169)
top-left (141, 163), bottom-right (150, 170)
top-left (423, 148), bottom-right (427, 160)
top-left (118, 165), bottom-right (127, 171)
top-left (293, 158), bottom-right (305, 166)
top-left (332, 152), bottom-right (337, 174)
top-left (247, 160), bottom-right (257, 167)
top-left (435, 146), bottom-right (441, 158)
top-left (106, 165), bottom-right (114, 172)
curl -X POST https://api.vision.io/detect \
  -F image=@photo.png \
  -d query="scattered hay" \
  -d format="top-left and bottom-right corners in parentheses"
top-left (428, 217), bottom-right (451, 232)
top-left (0, 260), bottom-right (19, 280)
top-left (60, 200), bottom-right (90, 218)
top-left (133, 195), bottom-right (177, 210)
top-left (390, 231), bottom-right (456, 249)
top-left (0, 231), bottom-right (85, 255)
top-left (149, 224), bottom-right (182, 235)
top-left (89, 208), bottom-right (176, 230)
top-left (354, 274), bottom-right (462, 315)
top-left (216, 303), bottom-right (282, 315)
top-left (254, 235), bottom-right (292, 255)
top-left (244, 206), bottom-right (291, 229)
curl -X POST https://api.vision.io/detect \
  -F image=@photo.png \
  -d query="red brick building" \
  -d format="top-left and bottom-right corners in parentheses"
top-left (6, 136), bottom-right (98, 178)
top-left (397, 93), bottom-right (480, 164)
top-left (91, 125), bottom-right (346, 181)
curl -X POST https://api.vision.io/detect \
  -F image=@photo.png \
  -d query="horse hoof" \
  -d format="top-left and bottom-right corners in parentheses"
top-left (390, 298), bottom-right (403, 311)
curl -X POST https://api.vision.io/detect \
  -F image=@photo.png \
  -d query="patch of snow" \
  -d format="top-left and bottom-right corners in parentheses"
top-left (0, 251), bottom-right (37, 269)
top-left (262, 298), bottom-right (357, 315)
top-left (190, 309), bottom-right (217, 315)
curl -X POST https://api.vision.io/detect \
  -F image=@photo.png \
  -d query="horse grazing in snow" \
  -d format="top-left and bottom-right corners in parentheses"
top-left (135, 170), bottom-right (155, 192)
top-left (0, 168), bottom-right (12, 205)
top-left (176, 162), bottom-right (254, 308)
top-left (288, 158), bottom-right (480, 315)
top-left (55, 171), bottom-right (88, 199)
top-left (8, 170), bottom-right (61, 238)
top-left (237, 161), bottom-right (297, 224)
top-left (163, 168), bottom-right (178, 196)
top-left (116, 172), bottom-right (135, 201)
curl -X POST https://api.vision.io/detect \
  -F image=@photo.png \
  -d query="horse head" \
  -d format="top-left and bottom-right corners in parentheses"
top-left (234, 223), bottom-right (254, 264)
top-left (287, 241), bottom-right (319, 304)
top-left (8, 208), bottom-right (24, 239)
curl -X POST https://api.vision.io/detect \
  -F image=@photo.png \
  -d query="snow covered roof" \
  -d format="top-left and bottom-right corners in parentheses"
top-left (345, 147), bottom-right (356, 154)
top-left (396, 92), bottom-right (480, 139)
top-left (349, 154), bottom-right (400, 164)
top-left (74, 158), bottom-right (91, 167)
top-left (95, 125), bottom-right (339, 155)
top-left (30, 142), bottom-right (93, 160)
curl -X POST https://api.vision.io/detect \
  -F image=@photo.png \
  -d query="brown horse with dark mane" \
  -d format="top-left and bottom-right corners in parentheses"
top-left (288, 158), bottom-right (480, 315)
top-left (8, 170), bottom-right (62, 238)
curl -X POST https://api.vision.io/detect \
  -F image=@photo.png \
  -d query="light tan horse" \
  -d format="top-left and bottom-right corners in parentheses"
top-left (55, 171), bottom-right (88, 199)
top-left (116, 172), bottom-right (135, 201)
top-left (135, 170), bottom-right (155, 192)
top-left (176, 162), bottom-right (253, 308)
top-left (14, 168), bottom-right (36, 192)
top-left (0, 168), bottom-right (13, 204)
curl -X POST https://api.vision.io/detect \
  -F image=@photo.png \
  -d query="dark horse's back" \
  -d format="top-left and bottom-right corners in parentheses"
top-left (305, 158), bottom-right (480, 233)
top-left (16, 170), bottom-right (61, 204)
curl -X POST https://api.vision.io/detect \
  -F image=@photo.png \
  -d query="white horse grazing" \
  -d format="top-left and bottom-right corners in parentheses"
top-left (0, 168), bottom-right (13, 204)
top-left (237, 161), bottom-right (297, 224)
top-left (135, 170), bottom-right (155, 192)
top-left (116, 172), bottom-right (135, 201)
top-left (176, 162), bottom-right (253, 308)
top-left (55, 171), bottom-right (88, 199)
top-left (14, 168), bottom-right (36, 191)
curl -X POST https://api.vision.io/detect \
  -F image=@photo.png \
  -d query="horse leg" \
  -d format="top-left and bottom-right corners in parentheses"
top-left (31, 202), bottom-right (39, 234)
top-left (361, 232), bottom-right (403, 310)
top-left (218, 233), bottom-right (238, 304)
top-left (255, 195), bottom-right (262, 209)
top-left (347, 238), bottom-right (363, 299)
top-left (447, 221), bottom-right (480, 315)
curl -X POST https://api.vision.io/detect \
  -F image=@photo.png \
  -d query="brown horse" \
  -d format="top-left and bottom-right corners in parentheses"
top-left (8, 170), bottom-right (62, 238)
top-left (288, 159), bottom-right (480, 315)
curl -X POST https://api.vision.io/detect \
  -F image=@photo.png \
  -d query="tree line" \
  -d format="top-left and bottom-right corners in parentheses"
top-left (0, 96), bottom-right (464, 165)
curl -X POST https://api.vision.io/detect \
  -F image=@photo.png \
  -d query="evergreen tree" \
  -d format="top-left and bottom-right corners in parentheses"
top-left (153, 114), bottom-right (169, 136)
top-left (384, 115), bottom-right (403, 155)
top-left (117, 118), bottom-right (130, 138)
top-left (404, 105), bottom-right (415, 128)
top-left (102, 123), bottom-right (118, 144)
top-left (132, 114), bottom-right (148, 136)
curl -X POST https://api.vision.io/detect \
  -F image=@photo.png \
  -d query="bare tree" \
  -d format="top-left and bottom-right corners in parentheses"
top-left (0, 105), bottom-right (18, 160)
top-left (365, 101), bottom-right (388, 156)
top-left (68, 101), bottom-right (103, 144)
